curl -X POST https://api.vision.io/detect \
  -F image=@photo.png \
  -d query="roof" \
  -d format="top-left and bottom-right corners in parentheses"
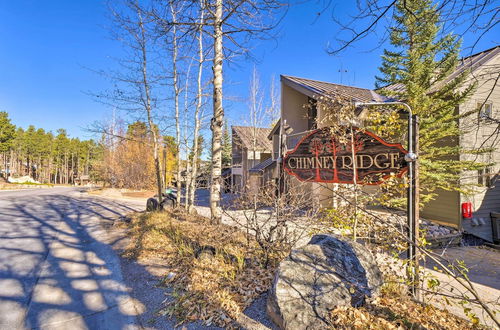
top-left (281, 75), bottom-right (387, 102)
top-left (383, 46), bottom-right (500, 94)
top-left (232, 125), bottom-right (272, 151)
top-left (249, 157), bottom-right (276, 174)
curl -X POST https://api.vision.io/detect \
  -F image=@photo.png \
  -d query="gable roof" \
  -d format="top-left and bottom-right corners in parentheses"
top-left (232, 125), bottom-right (272, 151)
top-left (382, 46), bottom-right (500, 94)
top-left (281, 75), bottom-right (387, 102)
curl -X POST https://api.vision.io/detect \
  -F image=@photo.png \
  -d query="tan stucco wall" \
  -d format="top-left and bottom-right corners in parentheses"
top-left (281, 83), bottom-right (309, 134)
top-left (272, 134), bottom-right (279, 160)
top-left (281, 83), bottom-right (326, 203)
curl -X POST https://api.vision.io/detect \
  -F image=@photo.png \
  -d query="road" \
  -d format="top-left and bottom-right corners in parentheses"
top-left (0, 187), bottom-right (144, 330)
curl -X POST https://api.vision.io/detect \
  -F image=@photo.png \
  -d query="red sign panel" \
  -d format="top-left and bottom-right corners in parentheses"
top-left (283, 127), bottom-right (408, 185)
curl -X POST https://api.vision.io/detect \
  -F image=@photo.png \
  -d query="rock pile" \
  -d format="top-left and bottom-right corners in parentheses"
top-left (421, 220), bottom-right (460, 238)
top-left (370, 210), bottom-right (460, 240)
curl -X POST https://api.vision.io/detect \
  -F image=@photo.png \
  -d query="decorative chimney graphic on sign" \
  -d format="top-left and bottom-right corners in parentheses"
top-left (283, 126), bottom-right (408, 185)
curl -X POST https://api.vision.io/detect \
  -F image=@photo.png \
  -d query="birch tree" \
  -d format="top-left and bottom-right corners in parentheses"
top-left (138, 8), bottom-right (163, 204)
top-left (146, 0), bottom-right (286, 220)
top-left (243, 68), bottom-right (279, 169)
top-left (102, 0), bottom-right (164, 202)
top-left (169, 0), bottom-right (183, 206)
top-left (208, 0), bottom-right (224, 222)
top-left (187, 0), bottom-right (207, 213)
top-left (206, 0), bottom-right (286, 223)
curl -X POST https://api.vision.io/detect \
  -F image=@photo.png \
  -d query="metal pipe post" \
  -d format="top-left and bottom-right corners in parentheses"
top-left (354, 101), bottom-right (420, 299)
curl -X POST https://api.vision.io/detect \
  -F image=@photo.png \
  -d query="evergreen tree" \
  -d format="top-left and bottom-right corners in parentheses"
top-left (0, 112), bottom-right (15, 152)
top-left (221, 122), bottom-right (232, 168)
top-left (188, 136), bottom-right (204, 163)
top-left (0, 112), bottom-right (16, 176)
top-left (374, 0), bottom-right (481, 203)
top-left (0, 111), bottom-right (100, 183)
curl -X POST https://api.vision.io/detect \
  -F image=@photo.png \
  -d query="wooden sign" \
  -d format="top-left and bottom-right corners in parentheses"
top-left (283, 127), bottom-right (408, 185)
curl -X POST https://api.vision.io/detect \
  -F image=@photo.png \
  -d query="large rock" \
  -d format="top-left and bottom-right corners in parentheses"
top-left (267, 234), bottom-right (383, 329)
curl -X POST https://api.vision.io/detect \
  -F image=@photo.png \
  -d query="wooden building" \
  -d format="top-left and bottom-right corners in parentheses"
top-left (231, 126), bottom-right (272, 192)
top-left (432, 46), bottom-right (500, 241)
top-left (267, 75), bottom-right (387, 209)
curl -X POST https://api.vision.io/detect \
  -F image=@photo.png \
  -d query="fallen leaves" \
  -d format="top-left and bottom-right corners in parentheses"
top-left (123, 210), bottom-right (279, 327)
top-left (329, 294), bottom-right (482, 329)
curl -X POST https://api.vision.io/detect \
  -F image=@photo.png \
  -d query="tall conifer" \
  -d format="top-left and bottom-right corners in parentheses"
top-left (375, 0), bottom-right (482, 203)
top-left (0, 112), bottom-right (15, 153)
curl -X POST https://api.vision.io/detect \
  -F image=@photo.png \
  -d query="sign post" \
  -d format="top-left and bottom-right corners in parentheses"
top-left (353, 101), bottom-right (420, 300)
top-left (409, 115), bottom-right (420, 300)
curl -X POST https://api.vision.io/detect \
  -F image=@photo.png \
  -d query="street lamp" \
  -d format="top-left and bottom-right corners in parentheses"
top-left (354, 101), bottom-right (420, 300)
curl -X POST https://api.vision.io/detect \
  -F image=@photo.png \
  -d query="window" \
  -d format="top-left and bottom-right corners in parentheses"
top-left (478, 166), bottom-right (492, 187)
top-left (477, 102), bottom-right (493, 120)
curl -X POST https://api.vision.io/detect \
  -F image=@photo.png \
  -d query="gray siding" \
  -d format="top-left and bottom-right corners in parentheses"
top-left (458, 52), bottom-right (500, 241)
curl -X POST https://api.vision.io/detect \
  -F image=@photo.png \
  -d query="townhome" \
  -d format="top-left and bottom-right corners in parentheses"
top-left (267, 75), bottom-right (388, 209)
top-left (231, 125), bottom-right (272, 192)
top-left (252, 46), bottom-right (499, 242)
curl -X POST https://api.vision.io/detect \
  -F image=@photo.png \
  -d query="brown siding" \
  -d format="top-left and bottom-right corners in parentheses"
top-left (421, 189), bottom-right (461, 227)
top-left (231, 130), bottom-right (243, 167)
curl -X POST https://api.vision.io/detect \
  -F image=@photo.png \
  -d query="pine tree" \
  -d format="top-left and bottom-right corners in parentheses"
top-left (0, 112), bottom-right (16, 153)
top-left (221, 122), bottom-right (232, 168)
top-left (375, 0), bottom-right (481, 203)
top-left (0, 111), bottom-right (16, 159)
top-left (0, 112), bottom-right (16, 177)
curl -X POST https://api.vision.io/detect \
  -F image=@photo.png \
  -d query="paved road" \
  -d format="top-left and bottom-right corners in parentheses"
top-left (0, 187), bottom-right (144, 330)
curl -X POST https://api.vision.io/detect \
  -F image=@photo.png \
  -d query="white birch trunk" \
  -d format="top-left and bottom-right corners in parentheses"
top-left (210, 0), bottom-right (224, 223)
top-left (138, 9), bottom-right (163, 204)
top-left (170, 2), bottom-right (182, 207)
top-left (183, 62), bottom-right (193, 210)
top-left (188, 1), bottom-right (205, 213)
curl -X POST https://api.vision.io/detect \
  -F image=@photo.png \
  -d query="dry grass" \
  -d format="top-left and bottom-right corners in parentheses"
top-left (329, 288), bottom-right (482, 330)
top-left (122, 210), bottom-right (480, 329)
top-left (0, 182), bottom-right (53, 190)
top-left (122, 210), bottom-right (279, 327)
top-left (87, 188), bottom-right (155, 198)
top-left (121, 190), bottom-right (155, 198)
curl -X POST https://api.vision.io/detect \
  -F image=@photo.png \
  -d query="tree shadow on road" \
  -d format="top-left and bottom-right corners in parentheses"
top-left (0, 192), bottom-right (165, 329)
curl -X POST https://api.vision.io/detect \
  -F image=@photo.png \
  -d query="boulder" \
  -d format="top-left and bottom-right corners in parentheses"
top-left (267, 234), bottom-right (383, 329)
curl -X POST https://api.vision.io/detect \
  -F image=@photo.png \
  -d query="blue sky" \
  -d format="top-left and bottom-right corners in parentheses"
top-left (0, 1), bottom-right (497, 140)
